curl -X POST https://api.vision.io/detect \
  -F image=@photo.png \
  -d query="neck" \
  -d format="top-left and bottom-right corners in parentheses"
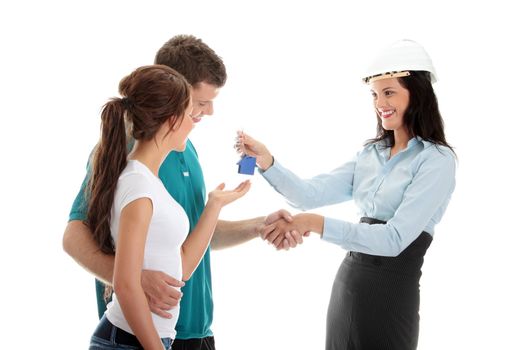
top-left (389, 127), bottom-right (412, 158)
top-left (393, 127), bottom-right (411, 150)
top-left (128, 139), bottom-right (170, 176)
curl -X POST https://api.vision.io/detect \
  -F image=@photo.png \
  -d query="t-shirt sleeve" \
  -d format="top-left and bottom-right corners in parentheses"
top-left (68, 155), bottom-right (92, 222)
top-left (114, 172), bottom-right (155, 214)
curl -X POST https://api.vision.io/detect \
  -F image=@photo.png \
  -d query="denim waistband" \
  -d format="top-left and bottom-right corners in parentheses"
top-left (92, 315), bottom-right (173, 348)
top-left (93, 315), bottom-right (142, 347)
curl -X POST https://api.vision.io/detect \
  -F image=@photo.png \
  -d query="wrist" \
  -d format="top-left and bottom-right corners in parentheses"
top-left (206, 198), bottom-right (223, 211)
top-left (258, 154), bottom-right (274, 171)
top-left (296, 213), bottom-right (323, 234)
top-left (252, 216), bottom-right (266, 237)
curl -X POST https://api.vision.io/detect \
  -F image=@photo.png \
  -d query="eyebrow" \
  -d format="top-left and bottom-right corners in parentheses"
top-left (370, 87), bottom-right (396, 93)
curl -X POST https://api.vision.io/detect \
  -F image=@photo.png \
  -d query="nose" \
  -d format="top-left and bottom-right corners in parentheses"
top-left (374, 94), bottom-right (388, 110)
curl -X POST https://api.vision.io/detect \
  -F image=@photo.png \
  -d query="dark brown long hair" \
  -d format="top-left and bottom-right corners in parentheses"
top-left (86, 65), bottom-right (191, 253)
top-left (366, 71), bottom-right (455, 155)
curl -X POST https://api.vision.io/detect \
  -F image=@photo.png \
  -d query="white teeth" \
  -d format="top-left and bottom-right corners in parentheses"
top-left (381, 110), bottom-right (394, 116)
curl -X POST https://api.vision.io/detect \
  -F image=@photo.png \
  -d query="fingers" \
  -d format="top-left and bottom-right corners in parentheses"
top-left (266, 228), bottom-right (284, 244)
top-left (261, 223), bottom-right (276, 240)
top-left (236, 130), bottom-right (250, 143)
top-left (235, 130), bottom-right (264, 159)
top-left (234, 130), bottom-right (249, 154)
top-left (279, 209), bottom-right (293, 223)
top-left (278, 238), bottom-right (290, 251)
top-left (164, 275), bottom-right (185, 288)
top-left (142, 270), bottom-right (183, 319)
top-left (286, 230), bottom-right (303, 247)
top-left (229, 181), bottom-right (251, 201)
top-left (271, 233), bottom-right (286, 249)
top-left (146, 292), bottom-right (179, 319)
top-left (216, 180), bottom-right (251, 193)
top-left (284, 232), bottom-right (296, 248)
top-left (264, 209), bottom-right (293, 225)
top-left (236, 180), bottom-right (251, 193)
top-left (147, 292), bottom-right (180, 318)
top-left (274, 230), bottom-right (306, 251)
top-left (150, 306), bottom-right (173, 319)
top-left (156, 283), bottom-right (183, 305)
top-left (234, 139), bottom-right (246, 155)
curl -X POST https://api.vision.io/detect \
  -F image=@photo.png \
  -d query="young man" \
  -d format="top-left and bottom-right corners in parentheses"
top-left (63, 35), bottom-right (303, 350)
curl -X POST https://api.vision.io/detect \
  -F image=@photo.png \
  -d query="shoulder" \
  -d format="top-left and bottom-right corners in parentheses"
top-left (417, 141), bottom-right (456, 173)
top-left (114, 162), bottom-right (157, 211)
top-left (186, 138), bottom-right (197, 153)
top-left (421, 141), bottom-right (455, 161)
top-left (360, 140), bottom-right (385, 155)
top-left (118, 162), bottom-right (155, 195)
top-left (120, 161), bottom-right (152, 182)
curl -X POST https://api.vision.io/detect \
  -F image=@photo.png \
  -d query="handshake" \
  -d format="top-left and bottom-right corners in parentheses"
top-left (258, 209), bottom-right (312, 250)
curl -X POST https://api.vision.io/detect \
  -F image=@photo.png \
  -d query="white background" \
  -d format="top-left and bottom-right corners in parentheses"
top-left (1, 1), bottom-right (524, 349)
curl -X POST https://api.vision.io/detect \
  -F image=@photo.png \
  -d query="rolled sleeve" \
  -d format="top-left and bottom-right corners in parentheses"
top-left (322, 217), bottom-right (346, 246)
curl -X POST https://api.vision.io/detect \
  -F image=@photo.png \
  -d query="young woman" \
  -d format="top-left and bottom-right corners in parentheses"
top-left (236, 40), bottom-right (456, 350)
top-left (87, 65), bottom-right (250, 350)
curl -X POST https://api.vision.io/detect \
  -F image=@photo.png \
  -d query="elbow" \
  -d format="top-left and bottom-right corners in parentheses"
top-left (209, 236), bottom-right (221, 251)
top-left (62, 226), bottom-right (75, 256)
top-left (180, 259), bottom-right (194, 282)
top-left (113, 277), bottom-right (139, 300)
top-left (62, 220), bottom-right (88, 257)
top-left (112, 279), bottom-right (124, 296)
top-left (181, 265), bottom-right (193, 281)
top-left (384, 225), bottom-right (406, 257)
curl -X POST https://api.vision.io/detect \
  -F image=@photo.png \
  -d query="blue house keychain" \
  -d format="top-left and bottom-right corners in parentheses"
top-left (237, 155), bottom-right (256, 175)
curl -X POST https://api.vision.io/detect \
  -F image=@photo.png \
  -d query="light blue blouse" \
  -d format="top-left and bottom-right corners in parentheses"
top-left (261, 137), bottom-right (456, 256)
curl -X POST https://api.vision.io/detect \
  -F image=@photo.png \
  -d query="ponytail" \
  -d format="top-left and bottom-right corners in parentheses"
top-left (87, 98), bottom-right (129, 253)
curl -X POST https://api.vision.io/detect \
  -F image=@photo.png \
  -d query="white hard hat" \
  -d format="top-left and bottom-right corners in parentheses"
top-left (362, 39), bottom-right (437, 84)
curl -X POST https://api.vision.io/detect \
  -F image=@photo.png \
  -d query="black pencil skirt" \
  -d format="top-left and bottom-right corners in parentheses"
top-left (325, 218), bottom-right (432, 350)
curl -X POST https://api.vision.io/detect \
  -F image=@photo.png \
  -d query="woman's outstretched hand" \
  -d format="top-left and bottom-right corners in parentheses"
top-left (208, 180), bottom-right (251, 208)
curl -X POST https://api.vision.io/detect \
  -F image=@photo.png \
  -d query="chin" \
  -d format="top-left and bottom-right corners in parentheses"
top-left (382, 123), bottom-right (393, 131)
top-left (381, 121), bottom-right (399, 131)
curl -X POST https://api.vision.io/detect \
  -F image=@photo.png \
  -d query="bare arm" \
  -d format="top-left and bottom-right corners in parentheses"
top-left (114, 198), bottom-right (164, 350)
top-left (211, 218), bottom-right (264, 250)
top-left (212, 210), bottom-right (303, 250)
top-left (181, 181), bottom-right (251, 280)
top-left (62, 220), bottom-right (114, 284)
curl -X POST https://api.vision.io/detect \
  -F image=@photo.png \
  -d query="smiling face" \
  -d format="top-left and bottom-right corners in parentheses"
top-left (190, 82), bottom-right (221, 124)
top-left (370, 78), bottom-right (410, 132)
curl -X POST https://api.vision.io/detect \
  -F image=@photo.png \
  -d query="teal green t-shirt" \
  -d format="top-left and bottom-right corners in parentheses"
top-left (68, 140), bottom-right (213, 339)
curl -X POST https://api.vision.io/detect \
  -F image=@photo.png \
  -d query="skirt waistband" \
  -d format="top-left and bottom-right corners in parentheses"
top-left (347, 217), bottom-right (433, 275)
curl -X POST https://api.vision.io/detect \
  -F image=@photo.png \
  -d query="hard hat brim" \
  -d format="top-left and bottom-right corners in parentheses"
top-left (363, 71), bottom-right (411, 84)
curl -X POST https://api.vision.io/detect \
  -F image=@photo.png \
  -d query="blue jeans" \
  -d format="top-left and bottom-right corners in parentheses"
top-left (89, 315), bottom-right (173, 350)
